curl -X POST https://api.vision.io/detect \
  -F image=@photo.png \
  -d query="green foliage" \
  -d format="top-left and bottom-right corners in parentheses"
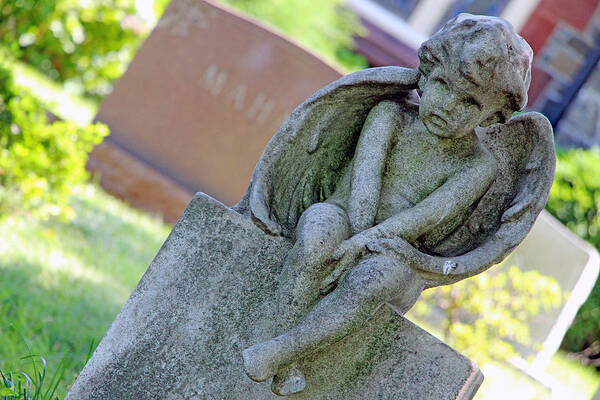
top-left (3, 0), bottom-right (367, 98)
top-left (0, 356), bottom-right (70, 400)
top-left (0, 0), bottom-right (144, 99)
top-left (547, 148), bottom-right (600, 249)
top-left (0, 61), bottom-right (108, 219)
top-left (545, 147), bottom-right (600, 352)
top-left (208, 0), bottom-right (369, 71)
top-left (413, 266), bottom-right (562, 365)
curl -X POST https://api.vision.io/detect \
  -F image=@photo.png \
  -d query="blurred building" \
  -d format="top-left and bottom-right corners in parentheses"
top-left (348, 0), bottom-right (600, 147)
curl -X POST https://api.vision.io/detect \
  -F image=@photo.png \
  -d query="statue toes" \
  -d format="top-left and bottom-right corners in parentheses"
top-left (271, 364), bottom-right (306, 396)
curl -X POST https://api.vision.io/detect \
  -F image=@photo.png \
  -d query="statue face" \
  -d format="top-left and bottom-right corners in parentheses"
top-left (418, 68), bottom-right (499, 139)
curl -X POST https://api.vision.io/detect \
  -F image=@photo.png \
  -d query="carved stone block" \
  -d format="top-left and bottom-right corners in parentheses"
top-left (66, 194), bottom-right (482, 400)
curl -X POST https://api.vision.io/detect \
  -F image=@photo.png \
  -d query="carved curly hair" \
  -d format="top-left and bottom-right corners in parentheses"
top-left (418, 14), bottom-right (533, 119)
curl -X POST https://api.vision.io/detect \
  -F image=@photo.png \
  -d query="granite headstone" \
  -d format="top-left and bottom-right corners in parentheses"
top-left (89, 0), bottom-right (342, 222)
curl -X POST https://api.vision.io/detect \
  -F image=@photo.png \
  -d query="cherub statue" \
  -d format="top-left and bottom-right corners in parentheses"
top-left (234, 14), bottom-right (555, 396)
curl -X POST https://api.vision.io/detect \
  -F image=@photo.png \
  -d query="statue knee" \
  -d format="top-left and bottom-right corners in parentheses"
top-left (294, 203), bottom-right (350, 261)
top-left (297, 235), bottom-right (327, 257)
top-left (297, 204), bottom-right (349, 240)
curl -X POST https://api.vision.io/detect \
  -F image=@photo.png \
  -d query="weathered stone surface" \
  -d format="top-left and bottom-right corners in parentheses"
top-left (71, 14), bottom-right (557, 399)
top-left (90, 0), bottom-right (343, 218)
top-left (234, 15), bottom-right (554, 395)
top-left (406, 210), bottom-right (599, 395)
top-left (67, 194), bottom-right (482, 400)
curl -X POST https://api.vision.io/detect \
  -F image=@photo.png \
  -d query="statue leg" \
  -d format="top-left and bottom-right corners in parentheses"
top-left (278, 202), bottom-right (351, 326)
top-left (263, 202), bottom-right (350, 395)
top-left (243, 255), bottom-right (424, 383)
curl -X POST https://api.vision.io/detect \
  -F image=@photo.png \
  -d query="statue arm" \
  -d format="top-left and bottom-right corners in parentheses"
top-left (321, 153), bottom-right (497, 290)
top-left (347, 100), bottom-right (399, 234)
top-left (364, 154), bottom-right (497, 243)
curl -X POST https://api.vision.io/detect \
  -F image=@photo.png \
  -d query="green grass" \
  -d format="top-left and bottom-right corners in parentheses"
top-left (0, 184), bottom-right (170, 398)
top-left (1, 38), bottom-right (598, 400)
top-left (473, 352), bottom-right (600, 400)
top-left (0, 187), bottom-right (597, 400)
top-left (475, 361), bottom-right (550, 400)
top-left (1, 354), bottom-right (73, 400)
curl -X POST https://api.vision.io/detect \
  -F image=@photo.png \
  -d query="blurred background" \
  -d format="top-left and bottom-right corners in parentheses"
top-left (0, 0), bottom-right (599, 399)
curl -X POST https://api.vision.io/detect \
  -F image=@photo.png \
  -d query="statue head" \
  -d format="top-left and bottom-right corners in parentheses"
top-left (417, 14), bottom-right (533, 138)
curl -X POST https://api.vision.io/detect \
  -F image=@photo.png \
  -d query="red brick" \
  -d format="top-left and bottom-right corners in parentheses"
top-left (520, 8), bottom-right (557, 54)
top-left (528, 66), bottom-right (552, 106)
top-left (537, 0), bottom-right (597, 31)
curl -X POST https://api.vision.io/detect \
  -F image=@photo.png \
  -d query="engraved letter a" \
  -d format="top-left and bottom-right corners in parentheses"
top-left (203, 64), bottom-right (228, 97)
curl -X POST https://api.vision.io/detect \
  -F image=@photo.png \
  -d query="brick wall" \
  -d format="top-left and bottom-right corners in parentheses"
top-left (520, 0), bottom-right (599, 104)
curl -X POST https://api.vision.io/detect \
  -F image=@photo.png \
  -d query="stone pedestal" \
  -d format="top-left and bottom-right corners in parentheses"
top-left (67, 193), bottom-right (483, 400)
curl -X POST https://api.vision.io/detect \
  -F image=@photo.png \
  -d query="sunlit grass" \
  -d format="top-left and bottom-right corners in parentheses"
top-left (476, 362), bottom-right (549, 400)
top-left (0, 184), bottom-right (170, 398)
top-left (1, 18), bottom-right (597, 400)
top-left (474, 353), bottom-right (600, 400)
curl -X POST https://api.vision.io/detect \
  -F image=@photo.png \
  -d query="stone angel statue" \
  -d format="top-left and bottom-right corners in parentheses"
top-left (234, 14), bottom-right (556, 396)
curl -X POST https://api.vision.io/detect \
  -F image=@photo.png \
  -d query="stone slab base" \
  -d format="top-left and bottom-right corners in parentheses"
top-left (67, 193), bottom-right (483, 400)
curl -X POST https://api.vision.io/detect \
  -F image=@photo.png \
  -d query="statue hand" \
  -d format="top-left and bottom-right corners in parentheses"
top-left (320, 234), bottom-right (370, 294)
top-left (332, 235), bottom-right (369, 263)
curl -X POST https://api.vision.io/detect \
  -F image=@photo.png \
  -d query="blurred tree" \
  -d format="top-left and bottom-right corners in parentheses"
top-left (412, 266), bottom-right (562, 365)
top-left (546, 148), bottom-right (600, 353)
top-left (0, 0), bottom-right (144, 100)
top-left (0, 58), bottom-right (108, 219)
top-left (154, 0), bottom-right (368, 71)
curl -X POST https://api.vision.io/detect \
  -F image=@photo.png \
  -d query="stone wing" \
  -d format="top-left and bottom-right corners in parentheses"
top-left (235, 67), bottom-right (420, 237)
top-left (423, 111), bottom-right (555, 257)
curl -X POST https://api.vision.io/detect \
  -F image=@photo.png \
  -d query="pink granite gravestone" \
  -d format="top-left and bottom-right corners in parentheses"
top-left (89, 0), bottom-right (342, 222)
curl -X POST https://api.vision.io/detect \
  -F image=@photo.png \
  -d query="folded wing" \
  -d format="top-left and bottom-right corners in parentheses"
top-left (235, 67), bottom-right (421, 237)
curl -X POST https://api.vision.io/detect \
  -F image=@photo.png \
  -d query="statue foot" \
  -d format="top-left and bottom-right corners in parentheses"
top-left (242, 342), bottom-right (279, 382)
top-left (271, 364), bottom-right (306, 396)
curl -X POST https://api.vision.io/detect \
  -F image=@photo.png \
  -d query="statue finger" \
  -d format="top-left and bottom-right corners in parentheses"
top-left (332, 245), bottom-right (348, 260)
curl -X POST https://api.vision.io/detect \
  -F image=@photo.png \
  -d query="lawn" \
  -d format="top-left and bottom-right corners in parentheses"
top-left (0, 184), bottom-right (170, 398)
top-left (5, 58), bottom-right (97, 125)
top-left (474, 354), bottom-right (600, 400)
